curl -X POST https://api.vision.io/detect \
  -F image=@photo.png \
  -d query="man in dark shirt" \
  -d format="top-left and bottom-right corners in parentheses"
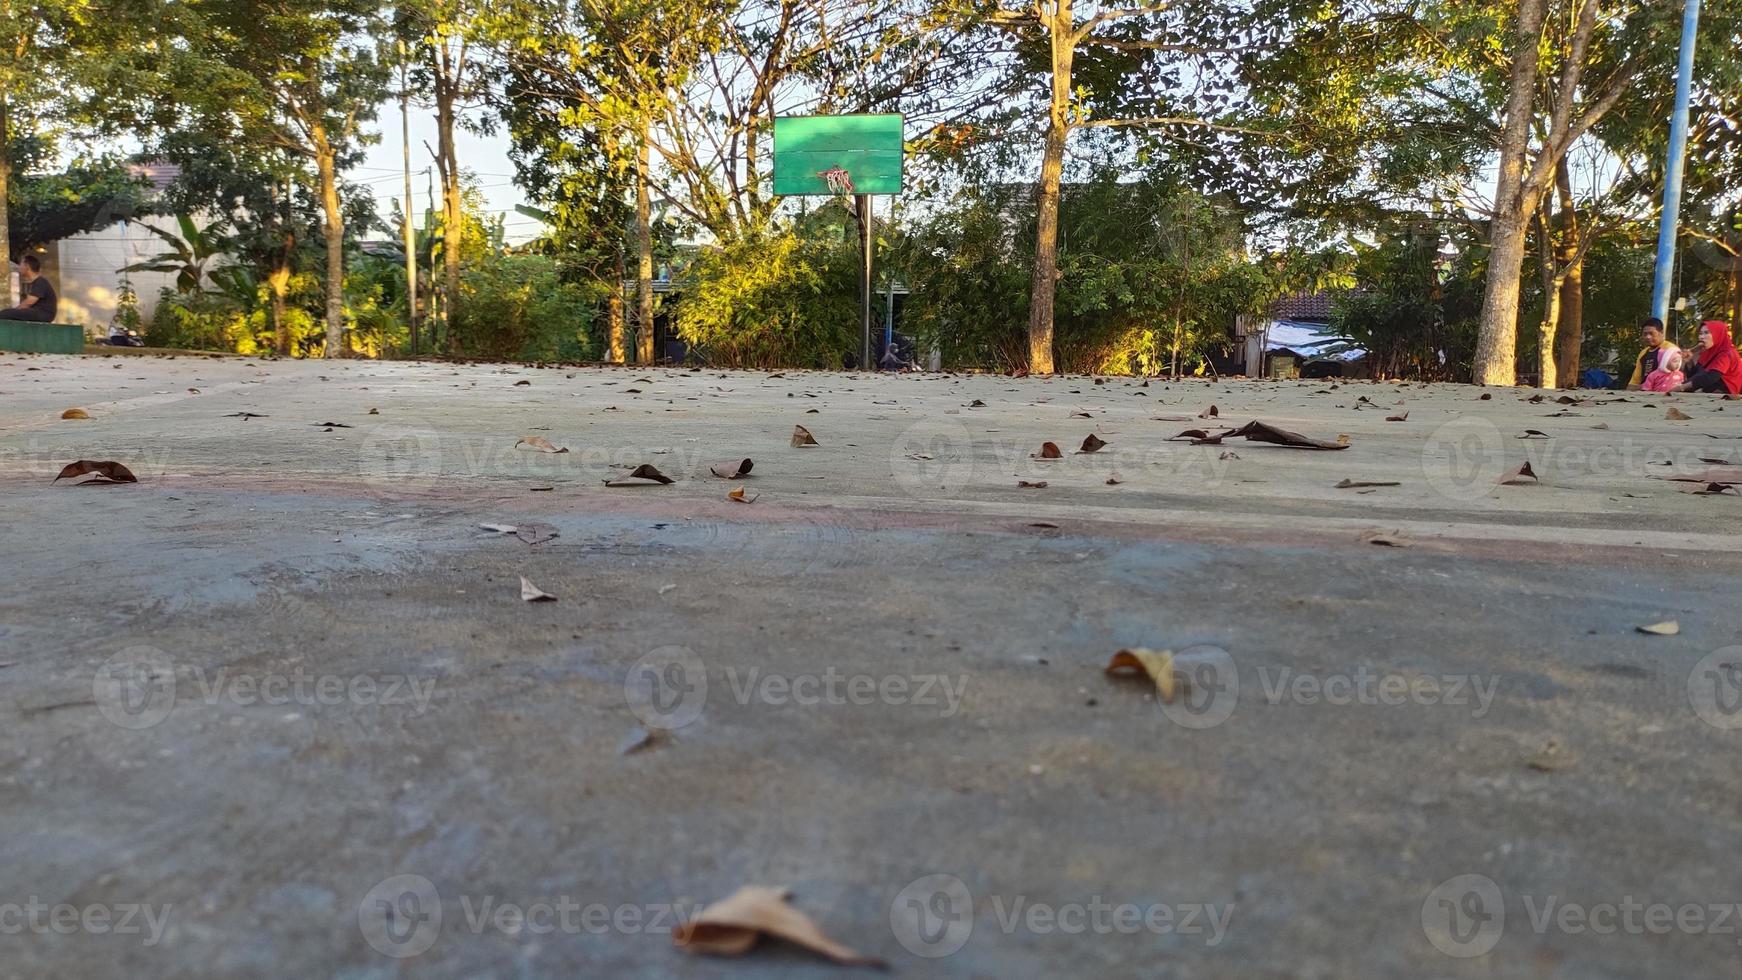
top-left (0, 255), bottom-right (56, 323)
top-left (0, 255), bottom-right (57, 322)
top-left (1625, 317), bottom-right (1672, 390)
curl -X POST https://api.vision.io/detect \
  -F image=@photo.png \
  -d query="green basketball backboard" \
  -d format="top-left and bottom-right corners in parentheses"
top-left (772, 114), bottom-right (904, 197)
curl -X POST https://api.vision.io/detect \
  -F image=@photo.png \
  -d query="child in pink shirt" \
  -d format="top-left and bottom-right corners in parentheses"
top-left (1643, 347), bottom-right (1685, 392)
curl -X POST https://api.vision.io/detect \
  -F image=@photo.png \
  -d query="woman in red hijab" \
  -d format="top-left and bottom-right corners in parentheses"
top-left (1675, 321), bottom-right (1742, 395)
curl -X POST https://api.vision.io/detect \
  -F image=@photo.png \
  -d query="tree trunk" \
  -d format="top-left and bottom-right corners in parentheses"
top-left (0, 93), bottom-right (12, 304)
top-left (1473, 0), bottom-right (1548, 386)
top-left (313, 133), bottom-right (346, 359)
top-left (1534, 212), bottom-right (1558, 390)
top-left (1728, 246), bottom-right (1742, 330)
top-left (1026, 0), bottom-right (1073, 376)
top-left (1552, 160), bottom-right (1583, 386)
top-left (635, 120), bottom-right (655, 365)
top-left (609, 248), bottom-right (628, 363)
top-left (436, 84), bottom-right (462, 356)
top-left (401, 52), bottom-right (419, 358)
top-left (269, 237), bottom-right (292, 356)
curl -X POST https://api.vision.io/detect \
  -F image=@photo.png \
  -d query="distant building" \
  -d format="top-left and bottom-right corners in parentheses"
top-left (40, 163), bottom-right (190, 331)
top-left (1237, 291), bottom-right (1366, 378)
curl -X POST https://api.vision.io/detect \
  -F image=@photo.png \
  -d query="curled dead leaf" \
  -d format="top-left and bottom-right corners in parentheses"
top-left (1033, 441), bottom-right (1063, 459)
top-left (791, 425), bottom-right (819, 447)
top-left (53, 460), bottom-right (137, 485)
top-left (709, 458), bottom-right (754, 479)
top-left (1104, 648), bottom-right (1176, 703)
top-left (1518, 430), bottom-right (1549, 439)
top-left (1017, 479), bottom-right (1049, 488)
top-left (516, 435), bottom-right (569, 454)
top-left (60, 408), bottom-right (90, 420)
top-left (673, 886), bottom-right (884, 966)
top-left (603, 463), bottom-right (675, 486)
top-left (519, 576), bottom-right (557, 602)
top-left (1335, 479), bottom-right (1400, 489)
top-left (1078, 433), bottom-right (1107, 453)
top-left (728, 486), bottom-right (759, 504)
top-left (1496, 461), bottom-right (1539, 485)
top-left (1199, 404), bottom-right (1220, 419)
top-left (1636, 620), bottom-right (1680, 636)
top-left (1666, 407), bottom-right (1692, 421)
top-left (1385, 411), bottom-right (1409, 422)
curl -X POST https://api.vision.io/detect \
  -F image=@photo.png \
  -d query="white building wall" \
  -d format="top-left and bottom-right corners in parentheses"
top-left (47, 220), bottom-right (186, 329)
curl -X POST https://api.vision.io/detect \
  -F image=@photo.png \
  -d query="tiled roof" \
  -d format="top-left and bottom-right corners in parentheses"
top-left (127, 162), bottom-right (182, 193)
top-left (1268, 291), bottom-right (1336, 321)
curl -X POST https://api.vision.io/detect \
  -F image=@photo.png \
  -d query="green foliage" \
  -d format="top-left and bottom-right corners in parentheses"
top-left (8, 155), bottom-right (154, 260)
top-left (896, 177), bottom-right (1307, 374)
top-left (449, 252), bottom-right (601, 361)
top-left (121, 214), bottom-right (225, 293)
top-left (145, 288), bottom-right (255, 353)
top-left (675, 219), bottom-right (862, 370)
top-left (1331, 226), bottom-right (1482, 380)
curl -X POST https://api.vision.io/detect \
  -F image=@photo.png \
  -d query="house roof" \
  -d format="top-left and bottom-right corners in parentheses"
top-left (1268, 291), bottom-right (1336, 321)
top-left (127, 162), bottom-right (182, 194)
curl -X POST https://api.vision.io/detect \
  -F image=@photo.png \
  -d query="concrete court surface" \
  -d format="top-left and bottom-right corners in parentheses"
top-left (3, 350), bottom-right (1742, 979)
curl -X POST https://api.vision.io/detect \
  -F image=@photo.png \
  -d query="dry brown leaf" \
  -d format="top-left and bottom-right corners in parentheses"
top-left (1218, 450), bottom-right (1240, 460)
top-left (52, 460), bottom-right (137, 484)
top-left (673, 886), bottom-right (883, 966)
top-left (516, 435), bottom-right (569, 454)
top-left (1017, 479), bottom-right (1049, 488)
top-left (1385, 411), bottom-right (1409, 422)
top-left (709, 458), bottom-right (754, 479)
top-left (603, 463), bottom-right (675, 486)
top-left (60, 408), bottom-right (90, 420)
top-left (1222, 420), bottom-right (1348, 450)
top-left (791, 425), bottom-right (819, 447)
top-left (514, 522), bottom-right (559, 545)
top-left (1496, 461), bottom-right (1539, 485)
top-left (728, 486), bottom-right (759, 504)
top-left (1335, 479), bottom-right (1401, 489)
top-left (1518, 429), bottom-right (1549, 439)
top-left (1033, 441), bottom-right (1063, 459)
top-left (519, 576), bottom-right (556, 602)
top-left (1666, 407), bottom-right (1692, 421)
top-left (1079, 433), bottom-right (1108, 453)
top-left (1363, 532), bottom-right (1409, 547)
top-left (1199, 404), bottom-right (1220, 419)
top-left (1636, 620), bottom-right (1680, 636)
top-left (1105, 476), bottom-right (1123, 485)
top-left (1104, 648), bottom-right (1176, 703)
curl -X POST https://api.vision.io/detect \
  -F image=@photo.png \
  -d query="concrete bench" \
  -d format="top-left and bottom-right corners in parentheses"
top-left (0, 322), bottom-right (86, 354)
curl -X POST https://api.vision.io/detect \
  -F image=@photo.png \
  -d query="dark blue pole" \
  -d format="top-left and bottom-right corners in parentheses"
top-left (1651, 0), bottom-right (1702, 324)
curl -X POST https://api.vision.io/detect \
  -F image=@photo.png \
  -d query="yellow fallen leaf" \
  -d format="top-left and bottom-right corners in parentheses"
top-left (728, 486), bottom-right (758, 504)
top-left (60, 408), bottom-right (90, 420)
top-left (673, 886), bottom-right (883, 966)
top-left (1104, 648), bottom-right (1176, 703)
top-left (1636, 620), bottom-right (1679, 636)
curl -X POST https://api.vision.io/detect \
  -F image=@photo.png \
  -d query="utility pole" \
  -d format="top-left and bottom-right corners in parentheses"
top-left (400, 40), bottom-right (419, 357)
top-left (1651, 0), bottom-right (1702, 326)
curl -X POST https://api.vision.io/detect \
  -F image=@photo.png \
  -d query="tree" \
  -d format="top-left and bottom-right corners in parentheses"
top-left (955, 0), bottom-right (1272, 373)
top-left (400, 0), bottom-right (501, 353)
top-left (7, 145), bottom-right (152, 259)
top-left (144, 0), bottom-right (389, 357)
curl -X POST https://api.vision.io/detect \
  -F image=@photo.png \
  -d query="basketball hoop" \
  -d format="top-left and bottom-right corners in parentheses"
top-left (818, 167), bottom-right (855, 197)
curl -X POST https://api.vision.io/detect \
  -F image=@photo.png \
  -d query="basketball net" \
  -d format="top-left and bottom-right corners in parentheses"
top-left (818, 167), bottom-right (855, 197)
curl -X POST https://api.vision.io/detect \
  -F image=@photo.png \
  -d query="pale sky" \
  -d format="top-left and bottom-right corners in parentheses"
top-left (357, 105), bottom-right (544, 244)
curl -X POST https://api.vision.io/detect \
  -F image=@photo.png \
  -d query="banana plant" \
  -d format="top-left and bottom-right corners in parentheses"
top-left (121, 214), bottom-right (226, 294)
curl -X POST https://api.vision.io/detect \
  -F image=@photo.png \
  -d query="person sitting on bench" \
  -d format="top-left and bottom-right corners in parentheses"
top-left (0, 255), bottom-right (57, 322)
